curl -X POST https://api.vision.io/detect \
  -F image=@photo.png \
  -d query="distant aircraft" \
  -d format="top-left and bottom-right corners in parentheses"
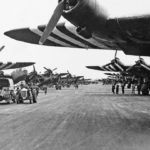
top-left (0, 62), bottom-right (35, 70)
top-left (60, 70), bottom-right (84, 87)
top-left (9, 63), bottom-right (35, 84)
top-left (126, 58), bottom-right (150, 78)
top-left (43, 67), bottom-right (57, 77)
top-left (87, 57), bottom-right (150, 79)
top-left (86, 57), bottom-right (129, 73)
top-left (104, 73), bottom-right (118, 76)
top-left (38, 67), bottom-right (68, 89)
top-left (25, 65), bottom-right (41, 84)
top-left (4, 0), bottom-right (150, 56)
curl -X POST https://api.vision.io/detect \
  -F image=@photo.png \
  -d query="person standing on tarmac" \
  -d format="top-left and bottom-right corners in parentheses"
top-left (44, 87), bottom-right (47, 95)
top-left (132, 82), bottom-right (136, 94)
top-left (115, 82), bottom-right (119, 94)
top-left (112, 81), bottom-right (116, 94)
top-left (121, 81), bottom-right (125, 94)
top-left (137, 78), bottom-right (142, 95)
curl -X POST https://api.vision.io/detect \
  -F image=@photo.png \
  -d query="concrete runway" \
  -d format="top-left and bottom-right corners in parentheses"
top-left (0, 84), bottom-right (150, 150)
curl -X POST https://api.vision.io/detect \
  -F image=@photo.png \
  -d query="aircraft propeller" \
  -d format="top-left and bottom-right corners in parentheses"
top-left (44, 67), bottom-right (51, 71)
top-left (44, 67), bottom-right (57, 73)
top-left (0, 45), bottom-right (5, 52)
top-left (67, 70), bottom-right (72, 77)
top-left (52, 68), bottom-right (57, 71)
top-left (39, 0), bottom-right (65, 45)
top-left (27, 65), bottom-right (40, 82)
top-left (33, 65), bottom-right (36, 73)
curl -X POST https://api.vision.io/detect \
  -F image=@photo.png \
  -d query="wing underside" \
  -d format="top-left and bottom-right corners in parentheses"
top-left (4, 23), bottom-right (117, 50)
top-left (86, 58), bottom-right (129, 72)
top-left (4, 16), bottom-right (150, 56)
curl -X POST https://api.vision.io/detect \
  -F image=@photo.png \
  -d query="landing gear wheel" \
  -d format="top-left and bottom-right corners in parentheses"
top-left (7, 101), bottom-right (10, 104)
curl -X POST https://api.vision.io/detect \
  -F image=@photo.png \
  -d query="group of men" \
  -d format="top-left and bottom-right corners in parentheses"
top-left (112, 81), bottom-right (125, 94)
top-left (111, 77), bottom-right (150, 95)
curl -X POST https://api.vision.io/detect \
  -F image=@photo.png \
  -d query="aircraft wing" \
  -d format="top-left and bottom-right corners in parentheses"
top-left (4, 23), bottom-right (117, 50)
top-left (0, 62), bottom-right (35, 70)
top-left (76, 76), bottom-right (84, 79)
top-left (127, 63), bottom-right (150, 73)
top-left (59, 73), bottom-right (68, 76)
top-left (86, 63), bottom-right (127, 72)
top-left (4, 15), bottom-right (150, 57)
top-left (106, 16), bottom-right (150, 56)
top-left (86, 66), bottom-right (107, 71)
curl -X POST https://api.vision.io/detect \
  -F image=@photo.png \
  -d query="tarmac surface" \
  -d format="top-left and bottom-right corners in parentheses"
top-left (0, 84), bottom-right (150, 150)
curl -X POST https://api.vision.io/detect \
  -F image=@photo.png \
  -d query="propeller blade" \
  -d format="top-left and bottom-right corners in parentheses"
top-left (44, 67), bottom-right (48, 70)
top-left (0, 45), bottom-right (5, 52)
top-left (52, 68), bottom-right (57, 71)
top-left (44, 67), bottom-right (51, 71)
top-left (39, 0), bottom-right (64, 45)
top-left (33, 65), bottom-right (36, 73)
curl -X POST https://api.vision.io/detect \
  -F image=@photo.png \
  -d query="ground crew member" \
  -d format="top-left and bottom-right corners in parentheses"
top-left (116, 82), bottom-right (119, 94)
top-left (121, 81), bottom-right (125, 94)
top-left (112, 81), bottom-right (116, 94)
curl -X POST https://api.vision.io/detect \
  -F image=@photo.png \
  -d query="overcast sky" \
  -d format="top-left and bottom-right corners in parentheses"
top-left (0, 0), bottom-right (150, 79)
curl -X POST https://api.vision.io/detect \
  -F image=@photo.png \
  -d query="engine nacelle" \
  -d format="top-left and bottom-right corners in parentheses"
top-left (61, 0), bottom-right (109, 33)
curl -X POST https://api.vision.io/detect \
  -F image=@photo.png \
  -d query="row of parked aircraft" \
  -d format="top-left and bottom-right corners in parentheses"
top-left (8, 65), bottom-right (91, 90)
top-left (2, 0), bottom-right (150, 94)
top-left (0, 46), bottom-right (94, 90)
top-left (87, 57), bottom-right (150, 79)
top-left (26, 66), bottom-right (89, 89)
top-left (87, 56), bottom-right (150, 95)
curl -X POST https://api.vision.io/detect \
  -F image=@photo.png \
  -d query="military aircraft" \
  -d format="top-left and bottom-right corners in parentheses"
top-left (4, 0), bottom-right (150, 56)
top-left (25, 65), bottom-right (42, 84)
top-left (126, 58), bottom-right (150, 78)
top-left (87, 57), bottom-right (150, 94)
top-left (6, 62), bottom-right (35, 84)
top-left (0, 62), bottom-right (35, 70)
top-left (81, 78), bottom-right (92, 85)
top-left (0, 46), bottom-right (34, 70)
top-left (37, 67), bottom-right (68, 89)
top-left (0, 45), bottom-right (34, 70)
top-left (87, 57), bottom-right (150, 77)
top-left (104, 73), bottom-right (119, 76)
top-left (43, 67), bottom-right (57, 77)
top-left (17, 66), bottom-right (67, 89)
top-left (60, 70), bottom-right (84, 87)
top-left (86, 57), bottom-right (129, 73)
